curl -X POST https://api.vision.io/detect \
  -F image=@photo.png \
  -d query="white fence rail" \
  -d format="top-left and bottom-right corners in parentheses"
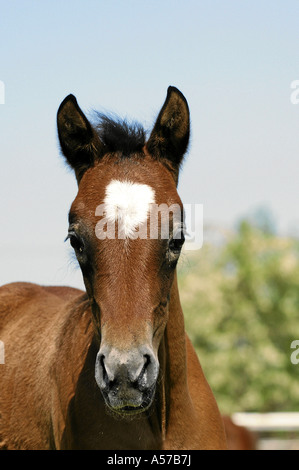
top-left (232, 412), bottom-right (299, 432)
top-left (231, 412), bottom-right (299, 450)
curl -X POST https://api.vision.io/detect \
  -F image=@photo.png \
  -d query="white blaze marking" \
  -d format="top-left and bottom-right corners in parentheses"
top-left (104, 180), bottom-right (155, 238)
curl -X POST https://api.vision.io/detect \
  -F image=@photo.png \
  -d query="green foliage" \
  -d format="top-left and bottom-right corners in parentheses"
top-left (178, 217), bottom-right (299, 414)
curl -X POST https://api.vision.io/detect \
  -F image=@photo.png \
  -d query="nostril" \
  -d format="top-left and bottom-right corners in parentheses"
top-left (144, 354), bottom-right (151, 368)
top-left (140, 354), bottom-right (151, 376)
top-left (135, 354), bottom-right (152, 390)
top-left (100, 354), bottom-right (105, 371)
top-left (97, 354), bottom-right (109, 388)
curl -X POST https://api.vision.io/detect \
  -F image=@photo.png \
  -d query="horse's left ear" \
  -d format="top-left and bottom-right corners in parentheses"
top-left (146, 86), bottom-right (190, 181)
top-left (57, 94), bottom-right (102, 182)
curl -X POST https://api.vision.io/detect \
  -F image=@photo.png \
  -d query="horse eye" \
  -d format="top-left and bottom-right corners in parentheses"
top-left (67, 233), bottom-right (84, 254)
top-left (169, 233), bottom-right (185, 253)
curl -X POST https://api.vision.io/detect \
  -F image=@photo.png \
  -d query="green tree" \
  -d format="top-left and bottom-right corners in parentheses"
top-left (178, 218), bottom-right (299, 413)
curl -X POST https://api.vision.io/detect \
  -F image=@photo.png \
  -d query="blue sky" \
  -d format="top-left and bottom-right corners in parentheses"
top-left (1, 0), bottom-right (299, 289)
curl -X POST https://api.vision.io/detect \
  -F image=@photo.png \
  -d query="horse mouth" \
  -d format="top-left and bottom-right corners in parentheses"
top-left (102, 385), bottom-right (156, 416)
top-left (112, 404), bottom-right (149, 416)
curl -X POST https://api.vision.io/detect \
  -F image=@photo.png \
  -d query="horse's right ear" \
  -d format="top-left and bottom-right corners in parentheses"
top-left (57, 94), bottom-right (102, 181)
top-left (146, 86), bottom-right (190, 184)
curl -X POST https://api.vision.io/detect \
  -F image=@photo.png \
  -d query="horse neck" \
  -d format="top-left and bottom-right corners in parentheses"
top-left (158, 271), bottom-right (194, 438)
top-left (164, 271), bottom-right (188, 385)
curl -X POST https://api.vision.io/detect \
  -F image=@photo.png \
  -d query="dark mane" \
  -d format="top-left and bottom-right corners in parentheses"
top-left (94, 112), bottom-right (146, 156)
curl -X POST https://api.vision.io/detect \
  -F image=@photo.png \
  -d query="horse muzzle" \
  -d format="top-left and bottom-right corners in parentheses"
top-left (95, 345), bottom-right (159, 415)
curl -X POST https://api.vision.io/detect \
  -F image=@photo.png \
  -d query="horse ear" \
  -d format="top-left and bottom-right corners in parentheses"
top-left (146, 86), bottom-right (190, 181)
top-left (57, 94), bottom-right (102, 181)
